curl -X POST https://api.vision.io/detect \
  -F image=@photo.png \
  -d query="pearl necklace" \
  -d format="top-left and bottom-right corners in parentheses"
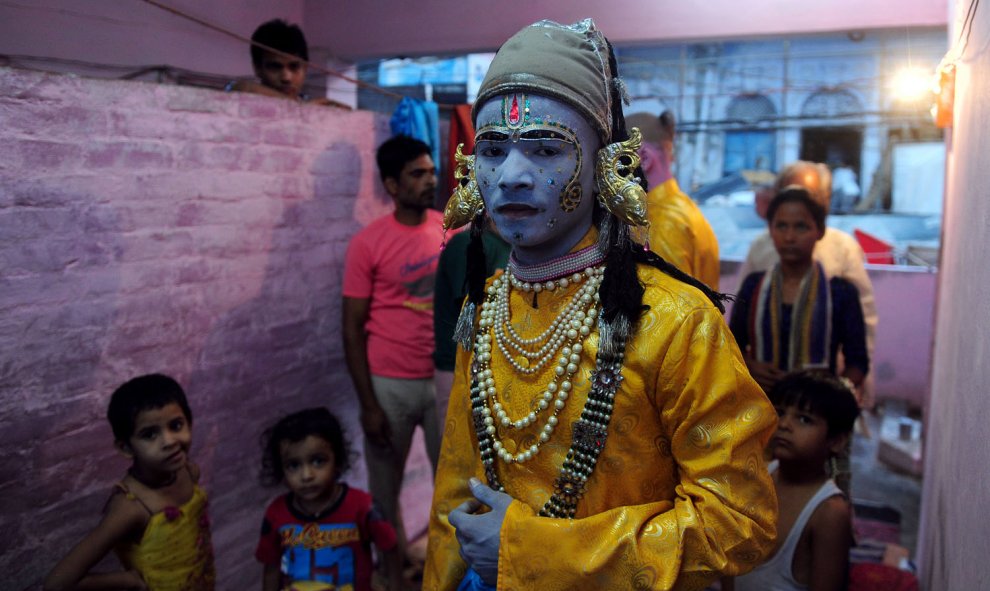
top-left (507, 269), bottom-right (587, 293)
top-left (474, 265), bottom-right (604, 464)
top-left (470, 244), bottom-right (628, 519)
top-left (469, 286), bottom-right (628, 517)
top-left (481, 266), bottom-right (603, 374)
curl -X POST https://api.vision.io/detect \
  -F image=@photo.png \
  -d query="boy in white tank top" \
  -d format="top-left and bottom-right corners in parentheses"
top-left (724, 370), bottom-right (860, 591)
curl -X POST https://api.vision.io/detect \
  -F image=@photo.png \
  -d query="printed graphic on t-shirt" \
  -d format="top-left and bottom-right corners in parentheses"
top-left (279, 523), bottom-right (360, 590)
top-left (401, 252), bottom-right (439, 299)
top-left (403, 276), bottom-right (435, 312)
top-left (401, 255), bottom-right (438, 310)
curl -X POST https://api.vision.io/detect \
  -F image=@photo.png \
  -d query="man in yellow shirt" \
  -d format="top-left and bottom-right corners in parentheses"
top-left (425, 19), bottom-right (777, 591)
top-left (626, 111), bottom-right (721, 290)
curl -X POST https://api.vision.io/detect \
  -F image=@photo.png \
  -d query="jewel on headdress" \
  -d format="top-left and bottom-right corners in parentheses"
top-left (509, 95), bottom-right (521, 125)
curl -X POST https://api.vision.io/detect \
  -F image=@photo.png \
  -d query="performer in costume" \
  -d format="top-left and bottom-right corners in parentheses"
top-left (425, 19), bottom-right (778, 591)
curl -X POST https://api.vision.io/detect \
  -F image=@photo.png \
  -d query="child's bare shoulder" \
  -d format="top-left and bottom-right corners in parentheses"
top-left (101, 486), bottom-right (151, 536)
top-left (107, 485), bottom-right (151, 516)
top-left (812, 494), bottom-right (851, 520)
top-left (808, 494), bottom-right (852, 538)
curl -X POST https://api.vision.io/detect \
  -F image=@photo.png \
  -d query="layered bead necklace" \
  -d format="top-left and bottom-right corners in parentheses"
top-left (470, 245), bottom-right (628, 518)
top-left (476, 264), bottom-right (603, 463)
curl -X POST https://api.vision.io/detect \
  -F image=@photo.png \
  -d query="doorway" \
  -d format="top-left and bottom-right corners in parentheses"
top-left (724, 129), bottom-right (776, 176)
top-left (800, 126), bottom-right (863, 174)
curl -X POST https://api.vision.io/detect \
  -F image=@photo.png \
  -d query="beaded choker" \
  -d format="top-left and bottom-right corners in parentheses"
top-left (507, 244), bottom-right (607, 284)
top-left (470, 249), bottom-right (629, 518)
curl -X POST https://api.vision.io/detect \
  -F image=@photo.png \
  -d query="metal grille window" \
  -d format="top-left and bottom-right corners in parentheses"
top-left (726, 94), bottom-right (777, 123)
top-left (801, 89), bottom-right (863, 117)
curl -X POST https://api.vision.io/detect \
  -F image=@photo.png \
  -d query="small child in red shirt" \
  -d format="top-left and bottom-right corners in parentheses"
top-left (256, 407), bottom-right (401, 591)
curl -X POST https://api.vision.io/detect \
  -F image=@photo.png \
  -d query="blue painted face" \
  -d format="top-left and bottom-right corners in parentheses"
top-left (474, 94), bottom-right (601, 265)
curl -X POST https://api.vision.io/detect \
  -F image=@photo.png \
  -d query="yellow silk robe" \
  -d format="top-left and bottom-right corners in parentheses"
top-left (425, 254), bottom-right (777, 590)
top-left (647, 178), bottom-right (721, 291)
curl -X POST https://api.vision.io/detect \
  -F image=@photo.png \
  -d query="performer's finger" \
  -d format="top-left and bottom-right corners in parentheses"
top-left (468, 477), bottom-right (509, 508)
top-left (448, 499), bottom-right (482, 529)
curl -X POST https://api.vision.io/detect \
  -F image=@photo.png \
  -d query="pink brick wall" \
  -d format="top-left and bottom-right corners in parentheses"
top-left (0, 67), bottom-right (435, 589)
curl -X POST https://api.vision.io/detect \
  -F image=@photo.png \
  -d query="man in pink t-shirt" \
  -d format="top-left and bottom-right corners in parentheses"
top-left (342, 135), bottom-right (443, 560)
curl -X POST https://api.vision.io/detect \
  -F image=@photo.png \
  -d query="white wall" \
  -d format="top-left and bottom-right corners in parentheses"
top-left (916, 0), bottom-right (990, 587)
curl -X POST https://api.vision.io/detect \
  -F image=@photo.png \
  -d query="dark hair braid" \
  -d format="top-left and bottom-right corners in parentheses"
top-left (598, 42), bottom-right (730, 321)
top-left (597, 41), bottom-right (647, 328)
top-left (637, 249), bottom-right (731, 313)
top-left (464, 213), bottom-right (488, 309)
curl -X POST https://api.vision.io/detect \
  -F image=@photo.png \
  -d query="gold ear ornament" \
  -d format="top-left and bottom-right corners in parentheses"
top-left (443, 143), bottom-right (485, 231)
top-left (594, 128), bottom-right (649, 228)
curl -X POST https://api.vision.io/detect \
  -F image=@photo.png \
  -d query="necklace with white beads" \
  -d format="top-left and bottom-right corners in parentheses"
top-left (469, 244), bottom-right (627, 517)
top-left (473, 263), bottom-right (604, 464)
top-left (482, 266), bottom-right (603, 374)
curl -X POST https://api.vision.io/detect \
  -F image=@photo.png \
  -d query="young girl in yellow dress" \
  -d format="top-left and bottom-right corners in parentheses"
top-left (44, 374), bottom-right (215, 591)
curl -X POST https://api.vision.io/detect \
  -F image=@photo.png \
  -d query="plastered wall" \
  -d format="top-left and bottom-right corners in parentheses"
top-left (916, 0), bottom-right (990, 587)
top-left (0, 67), bottom-right (435, 589)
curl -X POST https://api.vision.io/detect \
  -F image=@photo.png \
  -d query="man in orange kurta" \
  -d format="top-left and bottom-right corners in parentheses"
top-left (626, 111), bottom-right (721, 291)
top-left (425, 19), bottom-right (777, 591)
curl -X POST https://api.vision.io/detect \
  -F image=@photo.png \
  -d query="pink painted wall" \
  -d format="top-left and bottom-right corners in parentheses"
top-left (867, 267), bottom-right (937, 409)
top-left (0, 67), bottom-right (435, 590)
top-left (305, 0), bottom-right (949, 59)
top-left (0, 0), bottom-right (303, 77)
top-left (917, 0), bottom-right (990, 586)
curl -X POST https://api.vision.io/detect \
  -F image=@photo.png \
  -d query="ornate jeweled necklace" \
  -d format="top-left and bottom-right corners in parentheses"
top-left (483, 266), bottom-right (602, 376)
top-left (470, 245), bottom-right (629, 518)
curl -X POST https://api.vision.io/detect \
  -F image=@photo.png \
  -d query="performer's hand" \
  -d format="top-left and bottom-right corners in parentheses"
top-left (360, 404), bottom-right (392, 448)
top-left (448, 477), bottom-right (511, 586)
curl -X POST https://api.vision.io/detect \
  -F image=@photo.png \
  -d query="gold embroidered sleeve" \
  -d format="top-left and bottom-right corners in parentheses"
top-left (423, 345), bottom-right (482, 590)
top-left (495, 306), bottom-right (777, 590)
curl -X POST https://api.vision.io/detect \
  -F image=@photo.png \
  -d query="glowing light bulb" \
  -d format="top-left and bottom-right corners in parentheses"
top-left (891, 67), bottom-right (932, 102)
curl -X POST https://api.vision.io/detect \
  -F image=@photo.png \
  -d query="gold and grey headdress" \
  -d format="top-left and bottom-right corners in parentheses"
top-left (443, 19), bottom-right (649, 235)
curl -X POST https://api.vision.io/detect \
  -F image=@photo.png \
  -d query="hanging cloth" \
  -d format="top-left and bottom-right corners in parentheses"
top-left (446, 104), bottom-right (476, 196)
top-left (456, 568), bottom-right (496, 591)
top-left (390, 96), bottom-right (440, 166)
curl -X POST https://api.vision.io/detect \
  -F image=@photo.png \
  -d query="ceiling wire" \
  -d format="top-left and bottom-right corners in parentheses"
top-left (956, 0), bottom-right (981, 58)
top-left (5, 0), bottom-right (950, 112)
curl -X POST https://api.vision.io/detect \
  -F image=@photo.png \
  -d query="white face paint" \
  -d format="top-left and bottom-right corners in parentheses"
top-left (474, 93), bottom-right (601, 265)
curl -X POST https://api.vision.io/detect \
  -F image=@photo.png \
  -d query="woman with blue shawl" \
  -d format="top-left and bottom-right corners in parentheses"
top-left (730, 186), bottom-right (870, 394)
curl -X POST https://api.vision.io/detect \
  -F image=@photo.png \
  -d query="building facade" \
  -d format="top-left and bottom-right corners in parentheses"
top-left (616, 27), bottom-right (946, 201)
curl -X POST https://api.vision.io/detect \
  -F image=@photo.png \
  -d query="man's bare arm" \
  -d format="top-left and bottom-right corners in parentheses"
top-left (342, 296), bottom-right (391, 446)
